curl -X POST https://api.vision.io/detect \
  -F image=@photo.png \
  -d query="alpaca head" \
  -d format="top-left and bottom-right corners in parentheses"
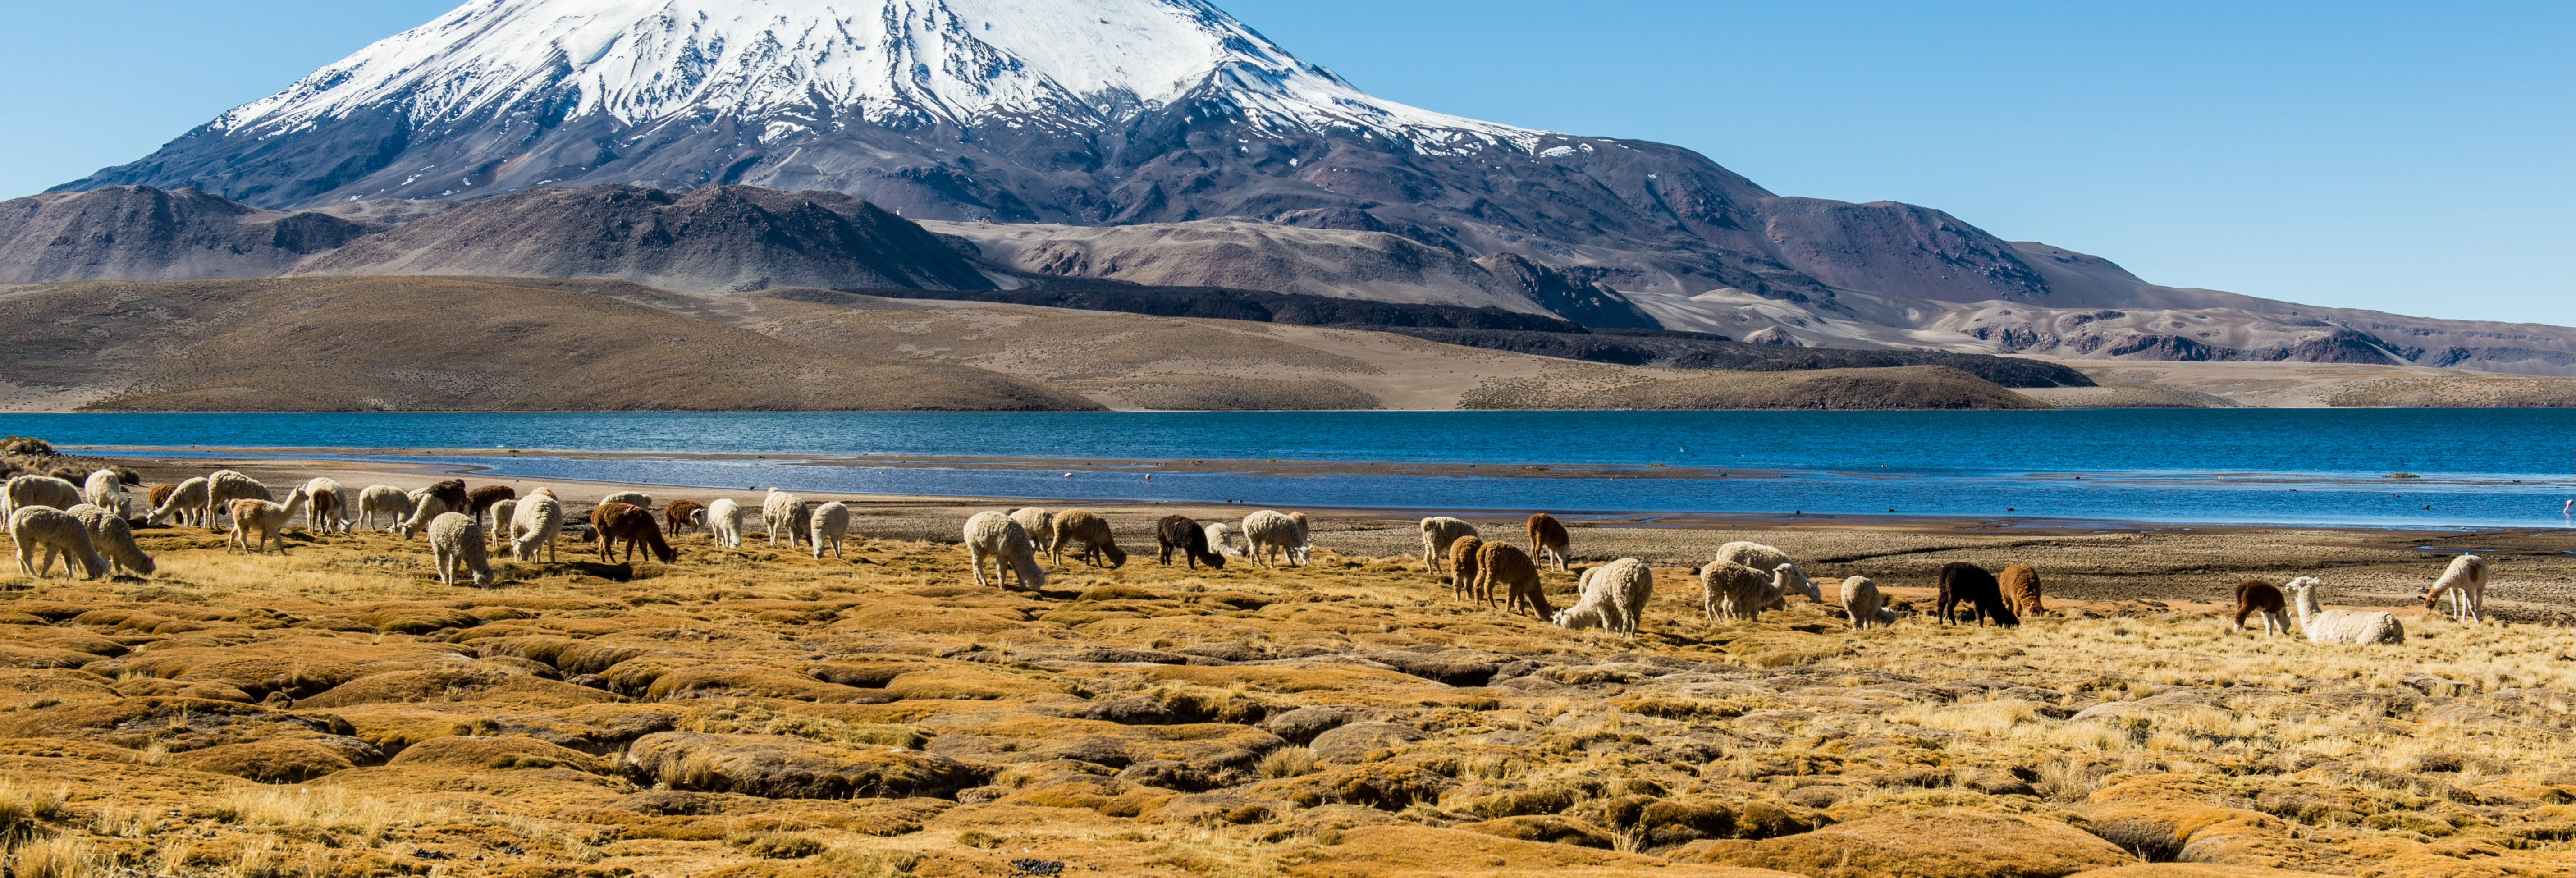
top-left (2283, 576), bottom-right (2321, 604)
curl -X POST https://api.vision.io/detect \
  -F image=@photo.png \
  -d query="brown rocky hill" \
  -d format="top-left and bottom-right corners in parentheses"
top-left (0, 186), bottom-right (368, 284)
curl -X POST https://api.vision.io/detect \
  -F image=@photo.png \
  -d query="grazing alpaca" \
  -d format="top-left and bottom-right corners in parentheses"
top-left (1998, 564), bottom-right (2045, 617)
top-left (227, 489), bottom-right (311, 555)
top-left (4, 475), bottom-right (82, 520)
top-left (65, 505), bottom-right (154, 577)
top-left (1528, 513), bottom-right (1570, 572)
top-left (2422, 555), bottom-right (2489, 624)
top-left (964, 511), bottom-right (1048, 591)
top-left (11, 507), bottom-right (107, 580)
top-left (2284, 576), bottom-right (2405, 645)
top-left (394, 480), bottom-right (468, 539)
top-left (1841, 575), bottom-right (1887, 629)
top-left (705, 498), bottom-right (743, 548)
top-left (761, 489), bottom-right (810, 548)
top-left (427, 512), bottom-right (494, 588)
top-left (1715, 541), bottom-right (1821, 605)
top-left (1009, 508), bottom-right (1056, 562)
top-left (1242, 510), bottom-right (1308, 569)
top-left (467, 485), bottom-right (517, 526)
top-left (146, 482), bottom-right (179, 520)
top-left (509, 490), bottom-right (563, 562)
top-left (1553, 558), bottom-right (1655, 636)
top-left (1204, 521), bottom-right (1246, 558)
top-left (147, 477), bottom-right (211, 527)
top-left (1936, 562), bottom-right (2020, 627)
top-left (810, 501), bottom-right (853, 559)
top-left (664, 500), bottom-right (705, 536)
top-left (82, 469), bottom-right (129, 517)
top-left (591, 503), bottom-right (677, 564)
top-left (1449, 535), bottom-right (1485, 604)
top-left (1419, 517), bottom-right (1478, 576)
top-left (1476, 541), bottom-right (1551, 618)
top-left (2233, 579), bottom-right (2288, 636)
top-left (1699, 560), bottom-right (1789, 622)
top-left (1157, 515), bottom-right (1226, 569)
top-left (297, 477), bottom-right (352, 533)
top-left (203, 470), bottom-right (271, 531)
top-left (356, 484), bottom-right (414, 530)
top-left (600, 491), bottom-right (653, 510)
top-left (1050, 509), bottom-right (1128, 568)
top-left (486, 499), bottom-right (517, 547)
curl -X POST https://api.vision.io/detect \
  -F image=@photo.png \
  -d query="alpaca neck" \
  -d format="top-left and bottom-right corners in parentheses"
top-left (2290, 588), bottom-right (2322, 623)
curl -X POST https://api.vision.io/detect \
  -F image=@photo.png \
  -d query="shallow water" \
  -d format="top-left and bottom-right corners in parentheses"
top-left (18, 409), bottom-right (2575, 528)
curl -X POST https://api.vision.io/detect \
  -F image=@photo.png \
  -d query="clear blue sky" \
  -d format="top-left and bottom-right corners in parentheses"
top-left (3, 1), bottom-right (2567, 325)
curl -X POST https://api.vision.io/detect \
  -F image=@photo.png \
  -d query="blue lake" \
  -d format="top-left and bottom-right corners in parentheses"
top-left (12, 409), bottom-right (2573, 528)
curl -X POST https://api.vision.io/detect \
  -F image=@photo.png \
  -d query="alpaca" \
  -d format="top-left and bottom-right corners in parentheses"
top-left (1553, 558), bottom-right (1655, 636)
top-left (762, 489), bottom-right (810, 548)
top-left (1936, 562), bottom-right (2020, 627)
top-left (591, 503), bottom-right (677, 564)
top-left (203, 470), bottom-right (270, 531)
top-left (600, 491), bottom-right (653, 509)
top-left (2284, 576), bottom-right (2405, 645)
top-left (4, 475), bottom-right (82, 520)
top-left (9, 507), bottom-right (106, 580)
top-left (1242, 510), bottom-right (1308, 569)
top-left (1009, 508), bottom-right (1056, 562)
top-left (706, 498), bottom-right (743, 548)
top-left (2233, 579), bottom-right (2288, 636)
top-left (1419, 517), bottom-right (1478, 576)
top-left (147, 478), bottom-right (210, 527)
top-left (427, 512), bottom-right (494, 588)
top-left (467, 485), bottom-right (517, 526)
top-left (1157, 515), bottom-right (1226, 569)
top-left (486, 499), bottom-right (518, 547)
top-left (1287, 512), bottom-right (1313, 565)
top-left (227, 489), bottom-right (311, 555)
top-left (664, 500), bottom-right (705, 536)
top-left (66, 505), bottom-right (153, 577)
top-left (1449, 535), bottom-right (1485, 604)
top-left (1527, 513), bottom-right (1571, 572)
top-left (811, 501), bottom-right (854, 559)
top-left (1841, 575), bottom-right (1886, 629)
top-left (82, 469), bottom-right (129, 517)
top-left (1699, 560), bottom-right (1785, 622)
top-left (1204, 521), bottom-right (1246, 558)
top-left (298, 477), bottom-right (352, 533)
top-left (964, 511), bottom-right (1048, 591)
top-left (1998, 563), bottom-right (2045, 617)
top-left (1476, 541), bottom-right (1551, 618)
top-left (1051, 510), bottom-right (1128, 568)
top-left (509, 490), bottom-right (563, 562)
top-left (1715, 541), bottom-right (1821, 605)
top-left (146, 482), bottom-right (180, 521)
top-left (2422, 555), bottom-right (2489, 623)
top-left (394, 480), bottom-right (468, 539)
top-left (356, 484), bottom-right (414, 530)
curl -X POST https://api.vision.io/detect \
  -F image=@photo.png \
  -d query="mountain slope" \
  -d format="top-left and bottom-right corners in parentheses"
top-left (0, 187), bottom-right (367, 284)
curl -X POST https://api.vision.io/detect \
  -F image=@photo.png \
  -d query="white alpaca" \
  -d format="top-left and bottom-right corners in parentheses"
top-left (1241, 510), bottom-right (1309, 569)
top-left (393, 486), bottom-right (462, 539)
top-left (356, 485), bottom-right (414, 530)
top-left (1008, 508), bottom-right (1055, 563)
top-left (762, 489), bottom-right (809, 547)
top-left (9, 507), bottom-right (107, 580)
top-left (810, 501), bottom-right (853, 559)
top-left (964, 511), bottom-right (1047, 590)
top-left (2283, 576), bottom-right (2406, 645)
top-left (1288, 512), bottom-right (1313, 565)
top-left (82, 470), bottom-right (129, 517)
top-left (203, 470), bottom-right (270, 530)
top-left (1552, 558), bottom-right (1655, 636)
top-left (1419, 517), bottom-right (1478, 576)
top-left (1714, 541), bottom-right (1821, 605)
top-left (1840, 576), bottom-right (1887, 629)
top-left (298, 477), bottom-right (352, 533)
top-left (227, 489), bottom-right (310, 555)
top-left (1700, 560), bottom-right (1797, 622)
top-left (428, 512), bottom-right (494, 588)
top-left (705, 498), bottom-right (743, 548)
top-left (600, 490), bottom-right (653, 509)
top-left (509, 490), bottom-right (563, 562)
top-left (487, 498), bottom-right (518, 546)
top-left (65, 504), bottom-right (153, 577)
top-left (147, 477), bottom-right (211, 526)
top-left (1204, 522), bottom-right (1246, 558)
top-left (2423, 555), bottom-right (2489, 624)
top-left (3, 475), bottom-right (82, 520)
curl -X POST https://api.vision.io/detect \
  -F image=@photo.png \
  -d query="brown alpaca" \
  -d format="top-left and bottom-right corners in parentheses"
top-left (2233, 579), bottom-right (2288, 636)
top-left (1528, 512), bottom-right (1570, 572)
top-left (1155, 514), bottom-right (1225, 569)
top-left (590, 502), bottom-right (677, 564)
top-left (665, 500), bottom-right (705, 536)
top-left (1477, 541), bottom-right (1551, 618)
top-left (467, 485), bottom-right (517, 519)
top-left (1051, 510), bottom-right (1128, 568)
top-left (148, 483), bottom-right (177, 512)
top-left (1449, 535), bottom-right (1485, 604)
top-left (1936, 562), bottom-right (2019, 627)
top-left (307, 487), bottom-right (342, 531)
top-left (1999, 563), bottom-right (2044, 616)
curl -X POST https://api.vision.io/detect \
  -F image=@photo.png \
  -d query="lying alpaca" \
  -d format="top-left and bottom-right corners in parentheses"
top-left (1157, 515), bottom-right (1226, 569)
top-left (147, 477), bottom-right (211, 527)
top-left (1999, 563), bottom-right (2045, 617)
top-left (1699, 560), bottom-right (1786, 622)
top-left (1009, 508), bottom-right (1056, 562)
top-left (11, 507), bottom-right (106, 580)
top-left (2284, 576), bottom-right (2404, 645)
top-left (356, 484), bottom-right (413, 530)
top-left (83, 469), bottom-right (130, 517)
top-left (394, 480), bottom-right (468, 539)
top-left (600, 491), bottom-right (653, 510)
top-left (591, 502), bottom-right (677, 564)
top-left (65, 505), bottom-right (154, 577)
top-left (1716, 541), bottom-right (1821, 605)
top-left (4, 475), bottom-right (82, 520)
top-left (510, 490), bottom-right (563, 562)
top-left (1527, 513), bottom-right (1570, 572)
top-left (705, 498), bottom-right (743, 548)
top-left (1051, 510), bottom-right (1128, 568)
top-left (486, 499), bottom-right (518, 547)
top-left (811, 501), bottom-right (853, 559)
top-left (203, 470), bottom-right (270, 531)
top-left (1553, 558), bottom-right (1655, 636)
top-left (2422, 555), bottom-right (2489, 624)
top-left (2233, 579), bottom-right (2288, 636)
top-left (1242, 510), bottom-right (1308, 569)
top-left (299, 477), bottom-right (352, 533)
top-left (1842, 575), bottom-right (1886, 629)
top-left (664, 500), bottom-right (705, 536)
top-left (1936, 562), bottom-right (2020, 627)
top-left (1419, 517), bottom-right (1478, 576)
top-left (1449, 535), bottom-right (1485, 604)
top-left (964, 511), bottom-right (1048, 591)
top-left (761, 489), bottom-right (810, 548)
top-left (1476, 541), bottom-right (1551, 618)
top-left (428, 512), bottom-right (494, 588)
top-left (227, 489), bottom-right (310, 555)
top-left (467, 485), bottom-right (517, 528)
